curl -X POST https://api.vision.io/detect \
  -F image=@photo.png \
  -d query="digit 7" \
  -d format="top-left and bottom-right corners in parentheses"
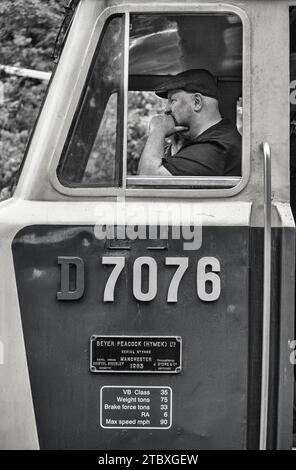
top-left (102, 256), bottom-right (125, 302)
top-left (165, 257), bottom-right (189, 303)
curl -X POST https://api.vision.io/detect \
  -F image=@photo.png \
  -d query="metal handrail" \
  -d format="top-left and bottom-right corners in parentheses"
top-left (259, 142), bottom-right (272, 450)
top-left (0, 64), bottom-right (51, 81)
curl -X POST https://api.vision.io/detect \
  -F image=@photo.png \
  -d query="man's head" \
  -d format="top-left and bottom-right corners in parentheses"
top-left (155, 69), bottom-right (220, 138)
top-left (155, 69), bottom-right (219, 100)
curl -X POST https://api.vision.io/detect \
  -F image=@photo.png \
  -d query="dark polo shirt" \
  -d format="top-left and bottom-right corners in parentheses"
top-left (162, 118), bottom-right (241, 176)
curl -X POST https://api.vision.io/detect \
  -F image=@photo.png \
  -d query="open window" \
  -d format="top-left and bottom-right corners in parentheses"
top-left (56, 8), bottom-right (245, 193)
top-left (127, 13), bottom-right (243, 188)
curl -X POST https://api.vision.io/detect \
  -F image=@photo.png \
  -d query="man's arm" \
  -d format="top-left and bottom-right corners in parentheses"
top-left (138, 115), bottom-right (187, 176)
top-left (161, 142), bottom-right (227, 176)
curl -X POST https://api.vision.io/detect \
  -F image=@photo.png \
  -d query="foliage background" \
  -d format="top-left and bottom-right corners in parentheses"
top-left (0, 2), bottom-right (165, 196)
top-left (0, 0), bottom-right (62, 199)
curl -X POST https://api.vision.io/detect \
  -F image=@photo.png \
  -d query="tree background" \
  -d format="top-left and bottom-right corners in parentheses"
top-left (0, 0), bottom-right (62, 200)
top-left (0, 1), bottom-right (165, 196)
top-left (0, 4), bottom-right (246, 196)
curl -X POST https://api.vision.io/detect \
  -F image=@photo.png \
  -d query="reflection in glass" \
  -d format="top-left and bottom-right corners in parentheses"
top-left (57, 15), bottom-right (123, 186)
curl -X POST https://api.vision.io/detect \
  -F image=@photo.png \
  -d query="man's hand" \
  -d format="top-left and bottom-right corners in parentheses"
top-left (149, 114), bottom-right (188, 137)
top-left (138, 114), bottom-right (188, 176)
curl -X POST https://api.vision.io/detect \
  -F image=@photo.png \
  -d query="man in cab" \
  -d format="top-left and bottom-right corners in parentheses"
top-left (138, 69), bottom-right (241, 177)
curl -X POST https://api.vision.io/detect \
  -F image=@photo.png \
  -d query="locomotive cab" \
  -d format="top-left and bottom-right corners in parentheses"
top-left (0, 0), bottom-right (294, 450)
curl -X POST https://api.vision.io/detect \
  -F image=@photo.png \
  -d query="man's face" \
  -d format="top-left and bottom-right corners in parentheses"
top-left (165, 89), bottom-right (195, 127)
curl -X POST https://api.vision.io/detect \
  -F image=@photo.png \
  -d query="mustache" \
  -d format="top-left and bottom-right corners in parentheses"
top-left (165, 112), bottom-right (189, 134)
top-left (171, 115), bottom-right (179, 126)
top-left (165, 112), bottom-right (180, 126)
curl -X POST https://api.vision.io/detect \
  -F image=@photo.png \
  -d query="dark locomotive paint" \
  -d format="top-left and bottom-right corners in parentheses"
top-left (11, 225), bottom-right (289, 449)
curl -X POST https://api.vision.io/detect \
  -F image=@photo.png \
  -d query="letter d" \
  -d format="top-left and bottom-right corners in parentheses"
top-left (57, 256), bottom-right (84, 300)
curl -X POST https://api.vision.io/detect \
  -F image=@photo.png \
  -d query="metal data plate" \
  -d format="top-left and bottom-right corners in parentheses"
top-left (100, 386), bottom-right (172, 429)
top-left (90, 335), bottom-right (182, 373)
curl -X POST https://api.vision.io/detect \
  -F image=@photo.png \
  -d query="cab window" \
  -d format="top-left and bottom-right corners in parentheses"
top-left (57, 11), bottom-right (243, 189)
top-left (57, 15), bottom-right (124, 187)
top-left (127, 13), bottom-right (243, 186)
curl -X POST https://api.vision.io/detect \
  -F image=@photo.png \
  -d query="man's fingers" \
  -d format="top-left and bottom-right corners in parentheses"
top-left (174, 126), bottom-right (189, 133)
top-left (149, 115), bottom-right (188, 137)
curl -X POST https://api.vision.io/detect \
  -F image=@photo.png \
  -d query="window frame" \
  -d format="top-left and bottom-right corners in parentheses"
top-left (48, 3), bottom-right (251, 198)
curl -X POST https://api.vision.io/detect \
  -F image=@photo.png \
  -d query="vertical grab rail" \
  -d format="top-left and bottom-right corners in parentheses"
top-left (259, 142), bottom-right (272, 450)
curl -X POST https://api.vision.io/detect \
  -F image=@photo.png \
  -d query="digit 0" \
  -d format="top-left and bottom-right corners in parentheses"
top-left (133, 257), bottom-right (157, 301)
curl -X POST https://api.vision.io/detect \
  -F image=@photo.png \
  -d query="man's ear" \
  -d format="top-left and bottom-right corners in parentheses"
top-left (194, 93), bottom-right (203, 112)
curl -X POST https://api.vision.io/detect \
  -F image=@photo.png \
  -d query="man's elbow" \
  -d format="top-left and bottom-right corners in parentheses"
top-left (138, 159), bottom-right (158, 175)
top-left (138, 162), bottom-right (171, 176)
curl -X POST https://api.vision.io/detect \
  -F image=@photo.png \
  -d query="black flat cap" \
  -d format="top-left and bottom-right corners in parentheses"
top-left (155, 69), bottom-right (218, 100)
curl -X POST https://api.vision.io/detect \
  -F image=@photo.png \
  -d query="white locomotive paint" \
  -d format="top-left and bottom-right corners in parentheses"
top-left (0, 341), bottom-right (3, 365)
